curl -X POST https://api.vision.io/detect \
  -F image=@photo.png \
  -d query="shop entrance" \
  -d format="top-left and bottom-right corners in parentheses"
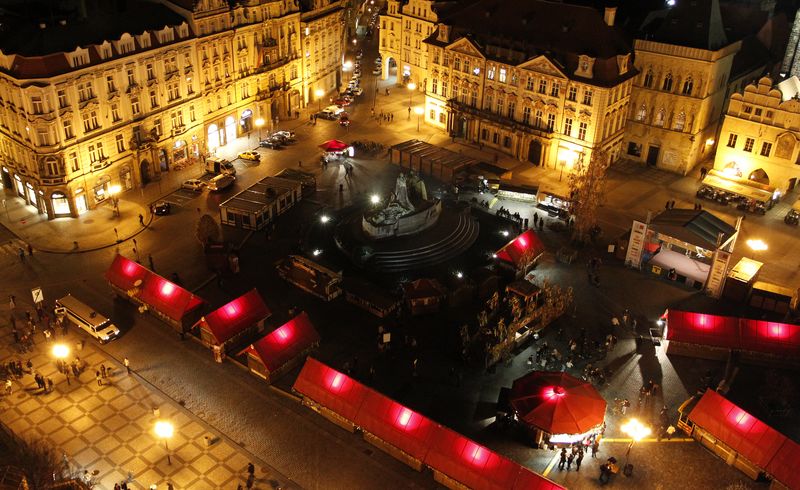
top-left (225, 116), bottom-right (236, 144)
top-left (140, 160), bottom-right (151, 184)
top-left (646, 146), bottom-right (660, 167)
top-left (528, 140), bottom-right (542, 166)
top-left (51, 192), bottom-right (70, 216)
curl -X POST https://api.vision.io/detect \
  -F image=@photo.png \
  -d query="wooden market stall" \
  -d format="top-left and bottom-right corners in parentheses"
top-left (403, 278), bottom-right (447, 315)
top-left (219, 176), bottom-right (302, 231)
top-left (241, 312), bottom-right (320, 383)
top-left (193, 289), bottom-right (271, 362)
top-left (343, 278), bottom-right (400, 318)
top-left (276, 255), bottom-right (343, 301)
top-left (495, 229), bottom-right (546, 276)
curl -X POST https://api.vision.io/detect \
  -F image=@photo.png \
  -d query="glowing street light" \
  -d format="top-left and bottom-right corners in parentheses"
top-left (52, 343), bottom-right (69, 360)
top-left (109, 184), bottom-right (121, 217)
top-left (313, 249), bottom-right (322, 256)
top-left (255, 117), bottom-right (265, 141)
top-left (314, 88), bottom-right (325, 112)
top-left (407, 82), bottom-right (417, 116)
top-left (414, 106), bottom-right (424, 132)
top-left (746, 239), bottom-right (767, 252)
top-left (370, 194), bottom-right (381, 204)
top-left (154, 420), bottom-right (174, 465)
top-left (621, 418), bottom-right (650, 475)
top-left (320, 214), bottom-right (330, 224)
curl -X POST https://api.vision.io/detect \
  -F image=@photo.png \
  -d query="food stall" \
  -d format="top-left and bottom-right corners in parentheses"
top-left (494, 229), bottom-right (546, 277)
top-left (698, 169), bottom-right (780, 214)
top-left (193, 289), bottom-right (271, 362)
top-left (241, 312), bottom-right (320, 383)
top-left (536, 182), bottom-right (571, 219)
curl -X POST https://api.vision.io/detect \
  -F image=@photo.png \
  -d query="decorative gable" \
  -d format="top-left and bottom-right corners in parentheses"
top-left (574, 55), bottom-right (595, 79)
top-left (519, 55), bottom-right (566, 79)
top-left (617, 53), bottom-right (630, 75)
top-left (65, 46), bottom-right (90, 68)
top-left (436, 24), bottom-right (450, 43)
top-left (447, 38), bottom-right (484, 59)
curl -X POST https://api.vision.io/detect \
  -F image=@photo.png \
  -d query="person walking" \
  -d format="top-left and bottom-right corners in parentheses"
top-left (100, 364), bottom-right (107, 379)
top-left (558, 448), bottom-right (567, 470)
top-left (247, 462), bottom-right (255, 476)
top-left (5, 379), bottom-right (12, 395)
top-left (18, 247), bottom-right (25, 262)
top-left (138, 214), bottom-right (145, 226)
top-left (246, 473), bottom-right (255, 489)
top-left (124, 357), bottom-right (130, 374)
top-left (9, 295), bottom-right (16, 310)
top-left (95, 371), bottom-right (103, 386)
top-left (576, 449), bottom-right (584, 471)
top-left (591, 439), bottom-right (599, 458)
top-left (27, 243), bottom-right (33, 256)
top-left (46, 377), bottom-right (53, 393)
top-left (567, 450), bottom-right (575, 470)
top-left (148, 254), bottom-right (155, 271)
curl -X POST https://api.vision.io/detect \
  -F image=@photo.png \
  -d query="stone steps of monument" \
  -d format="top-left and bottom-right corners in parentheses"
top-left (371, 213), bottom-right (479, 272)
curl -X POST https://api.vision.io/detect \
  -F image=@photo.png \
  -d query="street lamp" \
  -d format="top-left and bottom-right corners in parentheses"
top-left (407, 82), bottom-right (416, 118)
top-left (255, 118), bottom-right (265, 141)
top-left (370, 194), bottom-right (381, 205)
top-left (320, 214), bottom-right (330, 224)
top-left (621, 418), bottom-right (651, 475)
top-left (746, 239), bottom-right (767, 252)
top-left (414, 106), bottom-right (424, 132)
top-left (109, 184), bottom-right (121, 217)
top-left (52, 344), bottom-right (70, 385)
top-left (154, 420), bottom-right (174, 465)
top-left (314, 89), bottom-right (325, 113)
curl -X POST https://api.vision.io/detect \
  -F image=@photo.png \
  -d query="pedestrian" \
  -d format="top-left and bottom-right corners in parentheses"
top-left (407, 106), bottom-right (411, 118)
top-left (390, 113), bottom-right (393, 122)
top-left (124, 357), bottom-right (130, 374)
top-left (591, 439), bottom-right (599, 458)
top-left (43, 329), bottom-right (51, 342)
top-left (558, 448), bottom-right (567, 470)
top-left (576, 449), bottom-right (584, 471)
top-left (95, 371), bottom-right (103, 386)
top-left (246, 473), bottom-right (254, 489)
top-left (114, 484), bottom-right (121, 490)
top-left (167, 483), bottom-right (174, 490)
top-left (148, 254), bottom-right (155, 271)
top-left (298, 160), bottom-right (302, 167)
top-left (666, 425), bottom-right (676, 440)
top-left (9, 295), bottom-right (16, 310)
top-left (247, 462), bottom-right (255, 476)
top-left (46, 377), bottom-right (53, 393)
top-left (18, 247), bottom-right (24, 262)
top-left (4, 379), bottom-right (12, 395)
top-left (665, 200), bottom-right (670, 210)
top-left (27, 243), bottom-right (33, 256)
top-left (567, 450), bottom-right (575, 470)
top-left (100, 364), bottom-right (107, 379)
top-left (138, 214), bottom-right (144, 226)
top-left (71, 364), bottom-right (79, 377)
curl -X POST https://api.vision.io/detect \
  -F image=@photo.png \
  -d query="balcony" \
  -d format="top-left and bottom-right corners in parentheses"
top-left (447, 98), bottom-right (554, 136)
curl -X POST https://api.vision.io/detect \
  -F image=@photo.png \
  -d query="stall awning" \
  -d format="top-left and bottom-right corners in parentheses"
top-left (105, 254), bottom-right (148, 291)
top-left (244, 312), bottom-right (319, 372)
top-left (702, 172), bottom-right (775, 203)
top-left (319, 139), bottom-right (349, 152)
top-left (138, 275), bottom-right (204, 322)
top-left (353, 390), bottom-right (438, 463)
top-left (767, 439), bottom-right (800, 490)
top-left (199, 289), bottom-right (271, 345)
top-left (292, 357), bottom-right (367, 423)
top-left (495, 230), bottom-right (545, 267)
top-left (739, 319), bottom-right (800, 358)
top-left (650, 209), bottom-right (736, 250)
top-left (665, 310), bottom-right (741, 350)
top-left (688, 390), bottom-right (787, 469)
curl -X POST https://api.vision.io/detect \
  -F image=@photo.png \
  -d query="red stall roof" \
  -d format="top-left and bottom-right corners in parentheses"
top-left (353, 390), bottom-right (437, 462)
top-left (666, 310), bottom-right (741, 350)
top-left (138, 274), bottom-right (204, 322)
top-left (767, 439), bottom-right (800, 490)
top-left (495, 230), bottom-right (545, 268)
top-left (512, 467), bottom-right (567, 490)
top-left (200, 289), bottom-right (271, 344)
top-left (292, 357), bottom-right (367, 422)
top-left (739, 319), bottom-right (800, 357)
top-left (244, 312), bottom-right (319, 372)
top-left (424, 426), bottom-right (532, 490)
top-left (105, 255), bottom-right (148, 291)
top-left (688, 390), bottom-right (786, 469)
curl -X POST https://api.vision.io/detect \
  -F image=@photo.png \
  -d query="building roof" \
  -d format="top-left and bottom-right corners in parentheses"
top-left (244, 312), bottom-right (320, 372)
top-left (495, 229), bottom-right (546, 268)
top-left (105, 254), bottom-right (149, 291)
top-left (138, 274), bottom-right (204, 322)
top-left (649, 209), bottom-right (736, 250)
top-left (292, 357), bottom-right (369, 422)
top-left (198, 289), bottom-right (271, 345)
top-left (0, 0), bottom-right (187, 57)
top-left (639, 0), bottom-right (729, 50)
top-left (403, 278), bottom-right (447, 300)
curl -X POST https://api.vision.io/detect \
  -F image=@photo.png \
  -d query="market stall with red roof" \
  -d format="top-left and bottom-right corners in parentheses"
top-left (495, 229), bottom-right (545, 276)
top-left (681, 389), bottom-right (799, 487)
top-left (105, 254), bottom-right (205, 333)
top-left (292, 357), bottom-right (368, 432)
top-left (241, 312), bottom-right (319, 382)
top-left (194, 289), bottom-right (271, 362)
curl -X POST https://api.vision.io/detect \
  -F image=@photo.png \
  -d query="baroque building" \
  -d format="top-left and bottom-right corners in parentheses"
top-left (419, 1), bottom-right (636, 169)
top-left (714, 76), bottom-right (800, 194)
top-left (0, 0), bottom-right (343, 219)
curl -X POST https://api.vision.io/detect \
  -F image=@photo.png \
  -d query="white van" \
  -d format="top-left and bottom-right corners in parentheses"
top-left (205, 157), bottom-right (237, 176)
top-left (55, 294), bottom-right (120, 344)
top-left (207, 173), bottom-right (235, 192)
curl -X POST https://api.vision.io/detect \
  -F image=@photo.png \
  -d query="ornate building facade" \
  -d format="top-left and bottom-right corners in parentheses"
top-left (378, 0), bottom-right (441, 89)
top-left (713, 76), bottom-right (800, 193)
top-left (0, 0), bottom-right (342, 219)
top-left (418, 2), bottom-right (636, 169)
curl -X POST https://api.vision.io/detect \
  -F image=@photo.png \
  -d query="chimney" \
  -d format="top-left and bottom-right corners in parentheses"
top-left (604, 7), bottom-right (617, 27)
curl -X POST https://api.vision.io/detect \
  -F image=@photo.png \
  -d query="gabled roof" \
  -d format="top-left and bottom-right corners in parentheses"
top-left (639, 0), bottom-right (729, 50)
top-left (105, 254), bottom-right (148, 291)
top-left (767, 438), bottom-right (800, 490)
top-left (403, 278), bottom-right (447, 300)
top-left (243, 312), bottom-right (319, 372)
top-left (199, 289), bottom-right (271, 344)
top-left (138, 274), bottom-right (204, 322)
top-left (650, 209), bottom-right (736, 250)
top-left (495, 229), bottom-right (545, 267)
top-left (665, 310), bottom-right (741, 350)
top-left (292, 357), bottom-right (368, 422)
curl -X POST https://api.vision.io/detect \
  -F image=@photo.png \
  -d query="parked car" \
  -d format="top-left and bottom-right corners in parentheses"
top-left (339, 114), bottom-right (351, 127)
top-left (205, 157), bottom-right (236, 176)
top-left (317, 109), bottom-right (339, 120)
top-left (182, 179), bottom-right (205, 192)
top-left (259, 138), bottom-right (283, 149)
top-left (56, 294), bottom-right (120, 344)
top-left (238, 151), bottom-right (261, 162)
top-left (207, 174), bottom-right (235, 192)
top-left (351, 87), bottom-right (363, 96)
top-left (152, 201), bottom-right (171, 215)
top-left (273, 130), bottom-right (296, 140)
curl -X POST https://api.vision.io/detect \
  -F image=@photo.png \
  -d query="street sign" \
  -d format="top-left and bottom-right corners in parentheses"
top-left (31, 287), bottom-right (44, 304)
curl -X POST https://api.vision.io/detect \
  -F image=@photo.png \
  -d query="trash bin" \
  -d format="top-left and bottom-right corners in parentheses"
top-left (204, 435), bottom-right (212, 447)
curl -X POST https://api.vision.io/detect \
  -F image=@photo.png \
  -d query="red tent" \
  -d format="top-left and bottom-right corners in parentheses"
top-left (105, 254), bottom-right (148, 291)
top-left (665, 310), bottom-right (741, 350)
top-left (495, 230), bottom-right (545, 269)
top-left (766, 439), bottom-right (800, 490)
top-left (688, 390), bottom-right (786, 469)
top-left (138, 274), bottom-right (204, 323)
top-left (244, 312), bottom-right (320, 372)
top-left (510, 371), bottom-right (606, 435)
top-left (318, 139), bottom-right (349, 152)
top-left (199, 289), bottom-right (271, 345)
top-left (292, 357), bottom-right (367, 423)
top-left (739, 319), bottom-right (800, 357)
top-left (353, 390), bottom-right (437, 463)
top-left (425, 426), bottom-right (530, 490)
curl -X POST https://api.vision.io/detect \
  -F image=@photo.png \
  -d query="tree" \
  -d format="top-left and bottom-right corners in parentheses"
top-left (2, 436), bottom-right (85, 489)
top-left (195, 214), bottom-right (220, 246)
top-left (567, 149), bottom-right (611, 244)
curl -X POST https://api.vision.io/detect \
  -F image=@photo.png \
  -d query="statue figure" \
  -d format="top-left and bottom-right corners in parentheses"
top-left (393, 172), bottom-right (414, 211)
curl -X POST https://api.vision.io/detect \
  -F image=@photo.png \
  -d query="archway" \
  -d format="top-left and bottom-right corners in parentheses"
top-left (748, 168), bottom-right (770, 185)
top-left (528, 140), bottom-right (543, 166)
top-left (140, 160), bottom-right (151, 185)
top-left (207, 124), bottom-right (221, 152)
top-left (384, 56), bottom-right (398, 85)
top-left (159, 149), bottom-right (169, 171)
top-left (224, 116), bottom-right (236, 145)
top-left (240, 109), bottom-right (253, 133)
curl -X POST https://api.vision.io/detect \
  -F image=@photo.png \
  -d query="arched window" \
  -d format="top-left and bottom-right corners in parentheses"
top-left (654, 108), bottom-right (666, 127)
top-left (662, 73), bottom-right (673, 92)
top-left (643, 70), bottom-right (654, 88)
top-left (682, 78), bottom-right (693, 95)
top-left (673, 111), bottom-right (686, 131)
top-left (636, 104), bottom-right (647, 121)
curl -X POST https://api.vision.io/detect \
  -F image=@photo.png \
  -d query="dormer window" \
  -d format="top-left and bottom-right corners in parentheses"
top-left (66, 47), bottom-right (91, 68)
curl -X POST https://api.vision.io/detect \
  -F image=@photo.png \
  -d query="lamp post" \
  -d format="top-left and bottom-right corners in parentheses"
top-left (52, 344), bottom-right (70, 385)
top-left (255, 118), bottom-right (264, 142)
top-left (621, 418), bottom-right (651, 476)
top-left (109, 184), bottom-right (121, 217)
top-left (414, 107), bottom-right (424, 132)
top-left (746, 238), bottom-right (768, 262)
top-left (154, 420), bottom-right (174, 465)
top-left (406, 82), bottom-right (417, 119)
top-left (314, 89), bottom-right (325, 113)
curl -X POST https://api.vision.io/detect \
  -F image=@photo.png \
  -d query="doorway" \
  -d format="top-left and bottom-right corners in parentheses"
top-left (528, 140), bottom-right (542, 166)
top-left (140, 160), bottom-right (151, 184)
top-left (646, 146), bottom-right (660, 167)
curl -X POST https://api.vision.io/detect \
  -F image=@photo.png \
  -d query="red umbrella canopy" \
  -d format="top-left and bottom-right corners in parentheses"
top-left (319, 139), bottom-right (349, 152)
top-left (510, 371), bottom-right (606, 434)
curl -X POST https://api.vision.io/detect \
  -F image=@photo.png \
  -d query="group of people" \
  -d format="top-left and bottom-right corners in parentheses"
top-left (374, 110), bottom-right (394, 124)
top-left (557, 444), bottom-right (586, 472)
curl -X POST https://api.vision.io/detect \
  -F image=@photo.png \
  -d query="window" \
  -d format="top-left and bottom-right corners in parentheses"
top-left (470, 90), bottom-right (478, 107)
top-left (673, 112), bottom-right (686, 131)
top-left (150, 90), bottom-right (158, 109)
top-left (429, 109), bottom-right (435, 120)
top-left (578, 121), bottom-right (587, 140)
top-left (431, 78), bottom-right (438, 94)
top-left (564, 117), bottom-right (573, 136)
top-left (463, 60), bottom-right (470, 74)
top-left (127, 69), bottom-right (136, 87)
top-left (57, 90), bottom-right (68, 109)
top-left (111, 103), bottom-right (121, 123)
top-left (582, 90), bottom-right (593, 105)
top-left (443, 54), bottom-right (449, 67)
top-left (535, 110), bottom-right (543, 128)
top-left (131, 97), bottom-right (140, 116)
top-left (82, 111), bottom-right (99, 132)
top-left (189, 105), bottom-right (196, 122)
top-left (168, 83), bottom-right (180, 101)
top-left (662, 73), bottom-right (673, 92)
top-left (88, 142), bottom-right (104, 162)
top-left (487, 66), bottom-right (495, 80)
top-left (760, 141), bottom-right (772, 157)
top-left (682, 78), bottom-right (693, 95)
top-left (492, 132), bottom-right (499, 144)
top-left (627, 142), bottom-right (642, 156)
top-left (636, 104), bottom-right (647, 122)
top-left (171, 110), bottom-right (183, 128)
top-left (441, 81), bottom-right (447, 98)
top-left (567, 87), bottom-right (577, 102)
top-left (538, 80), bottom-right (547, 94)
top-left (550, 82), bottom-right (560, 97)
top-left (153, 119), bottom-right (162, 137)
top-left (743, 105), bottom-right (752, 114)
top-left (499, 68), bottom-right (507, 83)
top-left (31, 97), bottom-right (44, 114)
top-left (744, 137), bottom-right (755, 152)
top-left (63, 119), bottom-right (74, 139)
top-left (116, 133), bottom-right (125, 153)
top-left (495, 95), bottom-right (503, 114)
top-left (507, 101), bottom-right (515, 119)
top-left (77, 82), bottom-right (94, 102)
top-left (654, 109), bottom-right (665, 127)
top-left (454, 58), bottom-right (460, 71)
top-left (526, 77), bottom-right (534, 91)
top-left (69, 152), bottom-right (79, 172)
top-left (106, 75), bottom-right (116, 93)
top-left (146, 63), bottom-right (155, 80)
top-left (522, 106), bottom-right (531, 125)
top-left (439, 112), bottom-right (445, 124)
top-left (481, 129), bottom-right (489, 140)
top-left (37, 127), bottom-right (52, 146)
top-left (766, 110), bottom-right (774, 118)
top-left (754, 108), bottom-right (763, 117)
top-left (433, 52), bottom-right (440, 65)
top-left (547, 114), bottom-right (555, 131)
top-left (643, 70), bottom-right (653, 88)
top-left (503, 135), bottom-right (511, 148)
top-left (727, 134), bottom-right (738, 148)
